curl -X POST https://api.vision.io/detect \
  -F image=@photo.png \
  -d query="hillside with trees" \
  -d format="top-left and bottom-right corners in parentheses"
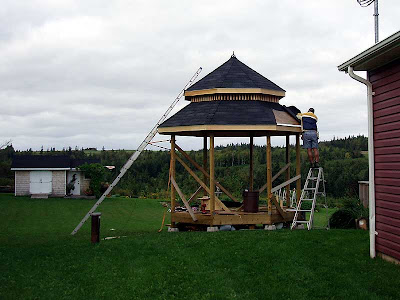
top-left (0, 135), bottom-right (368, 199)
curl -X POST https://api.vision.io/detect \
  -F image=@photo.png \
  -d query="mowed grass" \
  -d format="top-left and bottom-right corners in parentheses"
top-left (0, 194), bottom-right (399, 300)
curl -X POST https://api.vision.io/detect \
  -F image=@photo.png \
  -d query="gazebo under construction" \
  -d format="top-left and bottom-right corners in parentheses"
top-left (158, 54), bottom-right (303, 229)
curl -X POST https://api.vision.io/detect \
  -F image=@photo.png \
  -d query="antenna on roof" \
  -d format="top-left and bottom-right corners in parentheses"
top-left (231, 51), bottom-right (236, 58)
top-left (357, 0), bottom-right (379, 43)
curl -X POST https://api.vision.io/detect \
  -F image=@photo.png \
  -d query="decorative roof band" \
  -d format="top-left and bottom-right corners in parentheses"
top-left (184, 88), bottom-right (285, 97)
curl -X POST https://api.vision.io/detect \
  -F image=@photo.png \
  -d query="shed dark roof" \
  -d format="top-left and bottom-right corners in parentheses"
top-left (11, 155), bottom-right (100, 169)
top-left (186, 55), bottom-right (285, 92)
top-left (159, 101), bottom-right (299, 128)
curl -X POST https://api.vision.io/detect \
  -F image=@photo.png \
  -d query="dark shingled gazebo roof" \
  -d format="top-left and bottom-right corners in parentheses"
top-left (159, 101), bottom-right (299, 128)
top-left (186, 55), bottom-right (285, 93)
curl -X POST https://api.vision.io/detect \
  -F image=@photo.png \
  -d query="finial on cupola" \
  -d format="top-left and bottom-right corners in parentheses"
top-left (231, 51), bottom-right (236, 58)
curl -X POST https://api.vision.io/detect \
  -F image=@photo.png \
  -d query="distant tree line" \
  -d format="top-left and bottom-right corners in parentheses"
top-left (0, 135), bottom-right (369, 198)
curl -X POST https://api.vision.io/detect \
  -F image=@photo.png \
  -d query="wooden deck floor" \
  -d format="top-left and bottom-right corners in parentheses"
top-left (172, 208), bottom-right (295, 226)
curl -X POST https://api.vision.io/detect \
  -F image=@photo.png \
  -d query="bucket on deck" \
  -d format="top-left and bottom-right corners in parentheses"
top-left (242, 190), bottom-right (259, 213)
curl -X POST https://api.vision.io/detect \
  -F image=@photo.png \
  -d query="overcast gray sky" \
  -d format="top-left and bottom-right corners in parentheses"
top-left (1, 0), bottom-right (399, 151)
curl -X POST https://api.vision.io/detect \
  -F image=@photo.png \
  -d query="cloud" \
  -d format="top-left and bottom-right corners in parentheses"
top-left (1, 0), bottom-right (400, 151)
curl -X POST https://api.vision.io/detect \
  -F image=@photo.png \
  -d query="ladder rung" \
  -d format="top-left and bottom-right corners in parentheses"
top-left (301, 199), bottom-right (314, 201)
top-left (295, 221), bottom-right (309, 224)
top-left (287, 209), bottom-right (312, 212)
top-left (304, 187), bottom-right (317, 190)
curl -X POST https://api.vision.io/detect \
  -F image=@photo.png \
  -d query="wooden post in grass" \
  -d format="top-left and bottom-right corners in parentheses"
top-left (210, 134), bottom-right (215, 214)
top-left (91, 212), bottom-right (101, 243)
top-left (286, 134), bottom-right (290, 207)
top-left (170, 135), bottom-right (176, 226)
top-left (249, 135), bottom-right (254, 191)
top-left (203, 136), bottom-right (208, 197)
top-left (266, 135), bottom-right (272, 214)
top-left (296, 133), bottom-right (301, 204)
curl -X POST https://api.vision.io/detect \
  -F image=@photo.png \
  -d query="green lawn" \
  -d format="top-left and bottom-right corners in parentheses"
top-left (0, 194), bottom-right (399, 300)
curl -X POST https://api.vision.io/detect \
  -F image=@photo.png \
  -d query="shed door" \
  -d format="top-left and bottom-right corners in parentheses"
top-left (67, 172), bottom-right (81, 195)
top-left (30, 171), bottom-right (52, 194)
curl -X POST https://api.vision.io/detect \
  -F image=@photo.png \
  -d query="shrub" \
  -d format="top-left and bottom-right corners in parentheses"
top-left (78, 163), bottom-right (106, 198)
top-left (329, 198), bottom-right (368, 229)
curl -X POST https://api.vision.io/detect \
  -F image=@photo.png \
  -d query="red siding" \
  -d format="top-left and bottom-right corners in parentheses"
top-left (369, 58), bottom-right (400, 261)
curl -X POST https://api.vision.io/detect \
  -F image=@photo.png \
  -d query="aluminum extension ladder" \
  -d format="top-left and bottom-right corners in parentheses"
top-left (70, 67), bottom-right (202, 235)
top-left (290, 167), bottom-right (326, 230)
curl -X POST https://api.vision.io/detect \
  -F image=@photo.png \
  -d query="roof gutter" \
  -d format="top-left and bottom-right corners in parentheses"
top-left (347, 66), bottom-right (376, 259)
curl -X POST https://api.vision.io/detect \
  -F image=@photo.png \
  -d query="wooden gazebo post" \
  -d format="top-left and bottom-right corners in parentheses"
top-left (285, 135), bottom-right (290, 207)
top-left (170, 135), bottom-right (176, 226)
top-left (209, 134), bottom-right (215, 214)
top-left (296, 133), bottom-right (301, 204)
top-left (266, 135), bottom-right (272, 214)
top-left (203, 136), bottom-right (208, 196)
top-left (249, 135), bottom-right (254, 191)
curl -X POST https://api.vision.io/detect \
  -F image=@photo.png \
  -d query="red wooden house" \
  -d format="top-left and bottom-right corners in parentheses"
top-left (339, 31), bottom-right (400, 264)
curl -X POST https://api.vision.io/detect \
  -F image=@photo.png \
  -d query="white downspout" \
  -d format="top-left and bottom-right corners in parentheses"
top-left (347, 66), bottom-right (376, 259)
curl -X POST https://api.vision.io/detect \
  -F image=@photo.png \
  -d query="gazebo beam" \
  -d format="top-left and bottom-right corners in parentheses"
top-left (296, 133), bottom-right (301, 204)
top-left (170, 135), bottom-right (176, 226)
top-left (249, 135), bottom-right (254, 191)
top-left (203, 136), bottom-right (207, 196)
top-left (210, 134), bottom-right (215, 213)
top-left (286, 135), bottom-right (291, 207)
top-left (174, 143), bottom-right (239, 202)
top-left (266, 135), bottom-right (272, 214)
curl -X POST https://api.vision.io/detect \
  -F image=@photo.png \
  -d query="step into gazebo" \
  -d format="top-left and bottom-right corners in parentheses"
top-left (158, 54), bottom-right (303, 228)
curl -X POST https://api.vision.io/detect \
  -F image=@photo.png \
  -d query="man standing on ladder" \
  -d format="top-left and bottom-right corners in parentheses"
top-left (297, 108), bottom-right (320, 168)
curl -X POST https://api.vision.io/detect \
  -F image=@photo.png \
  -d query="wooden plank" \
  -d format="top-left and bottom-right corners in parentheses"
top-left (286, 135), bottom-right (290, 207)
top-left (188, 186), bottom-right (203, 204)
top-left (174, 153), bottom-right (232, 213)
top-left (175, 144), bottom-right (239, 202)
top-left (296, 133), bottom-right (301, 204)
top-left (158, 124), bottom-right (301, 134)
top-left (249, 136), bottom-right (254, 191)
top-left (203, 136), bottom-right (207, 196)
top-left (266, 135), bottom-right (272, 213)
top-left (374, 112), bottom-right (400, 126)
top-left (210, 134), bottom-right (215, 213)
top-left (170, 135), bottom-right (176, 215)
top-left (375, 138), bottom-right (400, 148)
top-left (258, 164), bottom-right (290, 194)
top-left (170, 177), bottom-right (197, 222)
top-left (270, 195), bottom-right (286, 218)
top-left (271, 175), bottom-right (301, 194)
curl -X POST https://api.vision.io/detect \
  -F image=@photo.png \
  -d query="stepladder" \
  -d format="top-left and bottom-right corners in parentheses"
top-left (290, 167), bottom-right (327, 230)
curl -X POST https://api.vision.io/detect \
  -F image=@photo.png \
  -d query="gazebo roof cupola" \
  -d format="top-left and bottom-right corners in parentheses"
top-left (184, 54), bottom-right (286, 103)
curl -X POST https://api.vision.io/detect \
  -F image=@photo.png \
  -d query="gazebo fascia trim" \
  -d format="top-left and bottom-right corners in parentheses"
top-left (158, 124), bottom-right (301, 134)
top-left (184, 88), bottom-right (285, 97)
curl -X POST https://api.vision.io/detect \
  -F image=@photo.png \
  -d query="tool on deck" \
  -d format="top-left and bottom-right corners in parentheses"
top-left (71, 67), bottom-right (202, 235)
